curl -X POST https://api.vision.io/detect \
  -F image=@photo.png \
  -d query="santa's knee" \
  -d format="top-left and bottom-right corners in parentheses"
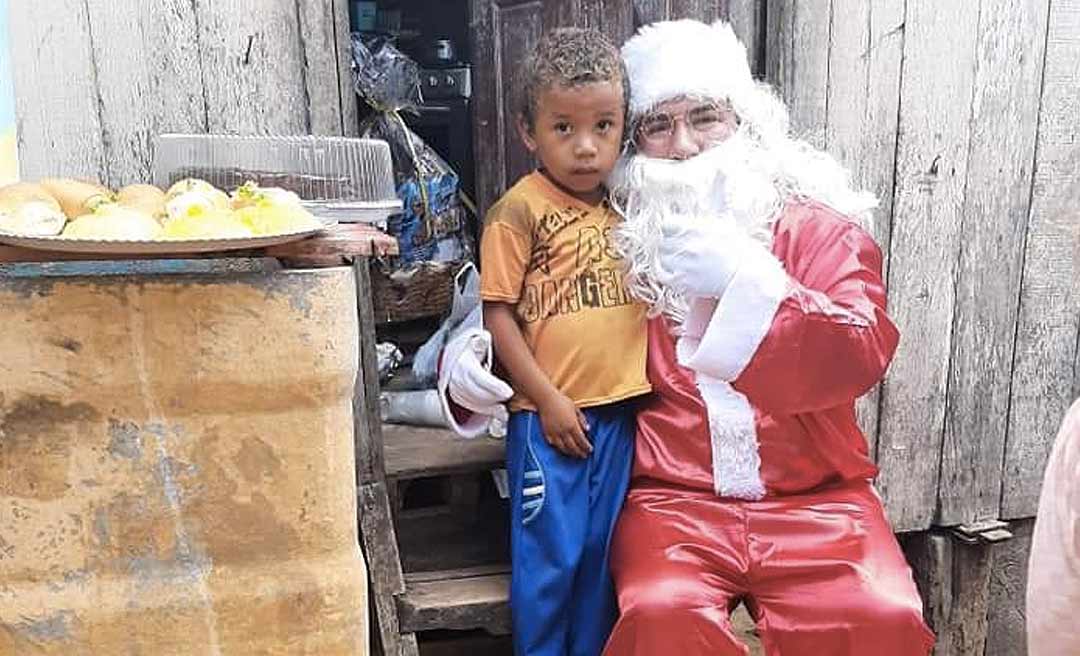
top-left (608, 590), bottom-right (745, 656)
top-left (618, 583), bottom-right (715, 626)
top-left (846, 592), bottom-right (931, 642)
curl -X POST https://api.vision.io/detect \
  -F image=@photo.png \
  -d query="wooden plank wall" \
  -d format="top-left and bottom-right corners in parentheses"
top-left (1002, 0), bottom-right (1080, 521)
top-left (767, 0), bottom-right (1080, 533)
top-left (822, 0), bottom-right (904, 456)
top-left (9, 0), bottom-right (358, 190)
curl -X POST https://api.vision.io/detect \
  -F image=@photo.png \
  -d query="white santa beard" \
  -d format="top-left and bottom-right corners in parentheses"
top-left (611, 133), bottom-right (782, 325)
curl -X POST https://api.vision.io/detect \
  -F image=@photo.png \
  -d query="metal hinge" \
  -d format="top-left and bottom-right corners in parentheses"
top-left (950, 519), bottom-right (1013, 544)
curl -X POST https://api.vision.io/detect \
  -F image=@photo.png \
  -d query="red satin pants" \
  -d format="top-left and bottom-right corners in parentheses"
top-left (603, 481), bottom-right (935, 655)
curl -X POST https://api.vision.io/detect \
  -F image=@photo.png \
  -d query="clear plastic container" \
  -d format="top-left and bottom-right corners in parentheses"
top-left (152, 134), bottom-right (403, 223)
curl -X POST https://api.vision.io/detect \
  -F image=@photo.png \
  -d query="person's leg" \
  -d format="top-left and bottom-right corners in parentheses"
top-left (747, 482), bottom-right (935, 656)
top-left (507, 410), bottom-right (589, 656)
top-left (567, 402), bottom-right (636, 656)
top-left (603, 486), bottom-right (751, 656)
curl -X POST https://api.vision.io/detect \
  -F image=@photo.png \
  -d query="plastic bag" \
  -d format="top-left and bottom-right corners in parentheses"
top-left (380, 389), bottom-right (449, 427)
top-left (412, 262), bottom-right (481, 385)
top-left (351, 33), bottom-right (421, 113)
top-left (351, 35), bottom-right (472, 266)
top-left (375, 342), bottom-right (403, 382)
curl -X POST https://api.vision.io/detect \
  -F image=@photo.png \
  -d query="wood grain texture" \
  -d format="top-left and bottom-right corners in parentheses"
top-left (875, 0), bottom-right (980, 532)
top-left (193, 0), bottom-right (310, 135)
top-left (382, 425), bottom-right (506, 480)
top-left (359, 481), bottom-right (419, 656)
top-left (727, 0), bottom-right (765, 77)
top-left (9, 0), bottom-right (106, 182)
top-left (397, 572), bottom-right (512, 635)
top-left (296, 0), bottom-right (355, 135)
top-left (825, 0), bottom-right (905, 456)
top-left (499, 3), bottom-right (545, 189)
top-left (939, 0), bottom-right (1050, 527)
top-left (765, 0), bottom-right (832, 148)
top-left (545, 0), bottom-right (635, 44)
top-left (985, 519), bottom-right (1034, 656)
top-left (354, 261), bottom-right (387, 486)
top-left (10, 1), bottom-right (353, 187)
top-left (1002, 0), bottom-right (1080, 520)
top-left (901, 531), bottom-right (992, 656)
top-left (468, 0), bottom-right (544, 215)
top-left (82, 0), bottom-right (207, 188)
top-left (631, 0), bottom-right (670, 25)
top-left (331, 0), bottom-right (361, 137)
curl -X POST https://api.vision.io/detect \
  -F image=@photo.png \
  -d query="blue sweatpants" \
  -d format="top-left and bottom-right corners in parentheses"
top-left (506, 400), bottom-right (637, 656)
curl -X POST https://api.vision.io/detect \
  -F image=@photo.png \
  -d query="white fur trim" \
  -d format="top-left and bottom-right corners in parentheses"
top-left (696, 375), bottom-right (765, 499)
top-left (437, 327), bottom-right (495, 438)
top-left (621, 20), bottom-right (754, 116)
top-left (679, 244), bottom-right (789, 381)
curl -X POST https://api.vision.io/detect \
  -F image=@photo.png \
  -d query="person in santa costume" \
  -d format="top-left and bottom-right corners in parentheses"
top-left (440, 18), bottom-right (936, 656)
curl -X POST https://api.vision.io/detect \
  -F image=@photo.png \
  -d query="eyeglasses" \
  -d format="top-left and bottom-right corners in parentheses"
top-left (635, 102), bottom-right (739, 146)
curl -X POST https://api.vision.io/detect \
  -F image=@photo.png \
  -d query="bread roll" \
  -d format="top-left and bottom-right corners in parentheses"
top-left (39, 178), bottom-right (113, 219)
top-left (61, 204), bottom-right (163, 240)
top-left (0, 182), bottom-right (68, 235)
top-left (117, 184), bottom-right (166, 219)
top-left (162, 207), bottom-right (253, 240)
top-left (165, 178), bottom-right (229, 208)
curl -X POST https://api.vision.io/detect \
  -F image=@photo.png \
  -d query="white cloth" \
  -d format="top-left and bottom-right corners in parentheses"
top-left (437, 324), bottom-right (511, 438)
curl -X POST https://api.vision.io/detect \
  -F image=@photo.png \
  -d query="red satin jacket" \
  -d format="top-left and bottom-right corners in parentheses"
top-left (632, 200), bottom-right (900, 497)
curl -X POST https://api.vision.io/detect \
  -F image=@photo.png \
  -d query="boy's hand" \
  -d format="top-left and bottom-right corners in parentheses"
top-left (537, 393), bottom-right (593, 459)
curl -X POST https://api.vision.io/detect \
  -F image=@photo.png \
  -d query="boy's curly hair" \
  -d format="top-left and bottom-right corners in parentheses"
top-left (520, 28), bottom-right (628, 130)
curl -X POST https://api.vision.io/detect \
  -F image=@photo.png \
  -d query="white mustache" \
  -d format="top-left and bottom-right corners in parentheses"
top-left (610, 133), bottom-right (781, 326)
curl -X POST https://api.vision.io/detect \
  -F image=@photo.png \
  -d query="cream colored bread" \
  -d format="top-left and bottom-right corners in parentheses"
top-left (117, 184), bottom-right (166, 220)
top-left (61, 204), bottom-right (163, 240)
top-left (0, 182), bottom-right (68, 235)
top-left (39, 178), bottom-right (113, 219)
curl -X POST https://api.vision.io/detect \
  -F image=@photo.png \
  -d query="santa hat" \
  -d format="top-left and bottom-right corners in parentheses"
top-left (621, 20), bottom-right (788, 137)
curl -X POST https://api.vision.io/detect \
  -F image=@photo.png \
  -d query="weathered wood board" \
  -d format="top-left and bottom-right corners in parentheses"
top-left (939, 0), bottom-right (1050, 526)
top-left (10, 0), bottom-right (357, 188)
top-left (764, 0), bottom-right (830, 148)
top-left (824, 0), bottom-right (905, 455)
top-left (1002, 0), bottom-right (1080, 520)
top-left (874, 0), bottom-right (981, 532)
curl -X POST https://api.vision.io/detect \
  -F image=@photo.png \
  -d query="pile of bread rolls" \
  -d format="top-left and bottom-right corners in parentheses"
top-left (0, 178), bottom-right (322, 241)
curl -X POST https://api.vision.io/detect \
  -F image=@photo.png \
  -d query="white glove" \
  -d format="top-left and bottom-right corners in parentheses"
top-left (437, 327), bottom-right (513, 438)
top-left (657, 216), bottom-right (747, 298)
top-left (449, 334), bottom-right (513, 414)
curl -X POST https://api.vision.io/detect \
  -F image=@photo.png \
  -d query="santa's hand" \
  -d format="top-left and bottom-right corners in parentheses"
top-left (657, 217), bottom-right (745, 298)
top-left (447, 334), bottom-right (513, 416)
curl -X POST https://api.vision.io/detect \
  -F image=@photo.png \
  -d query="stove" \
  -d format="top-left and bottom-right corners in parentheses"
top-left (408, 65), bottom-right (474, 200)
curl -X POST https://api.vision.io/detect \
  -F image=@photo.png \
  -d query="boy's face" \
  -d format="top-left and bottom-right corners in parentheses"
top-left (520, 80), bottom-right (625, 204)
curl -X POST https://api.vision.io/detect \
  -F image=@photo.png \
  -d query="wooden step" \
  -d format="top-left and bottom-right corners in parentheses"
top-left (396, 565), bottom-right (761, 652)
top-left (398, 565), bottom-right (511, 635)
top-left (382, 424), bottom-right (505, 480)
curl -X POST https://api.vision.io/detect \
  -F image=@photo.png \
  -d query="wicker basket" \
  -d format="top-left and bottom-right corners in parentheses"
top-left (371, 260), bottom-right (468, 324)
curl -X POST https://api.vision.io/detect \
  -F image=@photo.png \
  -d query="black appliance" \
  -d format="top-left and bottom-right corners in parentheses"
top-left (406, 65), bottom-right (474, 201)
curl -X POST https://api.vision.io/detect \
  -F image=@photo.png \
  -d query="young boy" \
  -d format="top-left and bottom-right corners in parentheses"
top-left (480, 28), bottom-right (649, 656)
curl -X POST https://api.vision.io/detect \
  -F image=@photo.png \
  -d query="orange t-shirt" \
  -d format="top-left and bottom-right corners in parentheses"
top-left (480, 171), bottom-right (650, 411)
